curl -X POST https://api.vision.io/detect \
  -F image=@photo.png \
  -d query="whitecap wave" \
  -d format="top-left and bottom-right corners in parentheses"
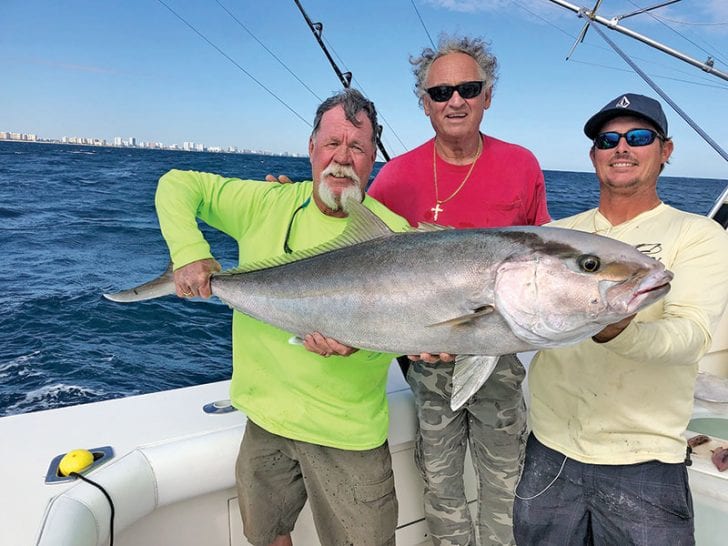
top-left (3, 383), bottom-right (108, 415)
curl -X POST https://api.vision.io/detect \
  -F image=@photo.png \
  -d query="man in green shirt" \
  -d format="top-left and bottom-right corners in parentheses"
top-left (155, 89), bottom-right (409, 546)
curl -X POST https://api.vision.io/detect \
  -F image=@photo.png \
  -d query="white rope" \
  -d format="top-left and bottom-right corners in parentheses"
top-left (514, 455), bottom-right (568, 501)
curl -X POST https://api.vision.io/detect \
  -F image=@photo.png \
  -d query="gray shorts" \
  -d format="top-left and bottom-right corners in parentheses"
top-left (235, 420), bottom-right (398, 546)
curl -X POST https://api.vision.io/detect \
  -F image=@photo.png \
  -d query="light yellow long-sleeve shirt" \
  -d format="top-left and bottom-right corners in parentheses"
top-left (529, 203), bottom-right (728, 464)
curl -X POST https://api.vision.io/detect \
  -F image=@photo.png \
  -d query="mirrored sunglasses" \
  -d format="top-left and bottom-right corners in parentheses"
top-left (425, 81), bottom-right (485, 102)
top-left (594, 128), bottom-right (664, 150)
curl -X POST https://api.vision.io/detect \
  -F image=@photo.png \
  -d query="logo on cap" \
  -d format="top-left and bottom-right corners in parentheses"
top-left (616, 96), bottom-right (631, 109)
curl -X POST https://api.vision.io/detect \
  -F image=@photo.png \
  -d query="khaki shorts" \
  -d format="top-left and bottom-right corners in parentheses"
top-left (235, 420), bottom-right (398, 546)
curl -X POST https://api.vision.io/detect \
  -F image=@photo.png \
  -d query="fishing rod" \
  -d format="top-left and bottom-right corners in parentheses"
top-left (293, 0), bottom-right (391, 161)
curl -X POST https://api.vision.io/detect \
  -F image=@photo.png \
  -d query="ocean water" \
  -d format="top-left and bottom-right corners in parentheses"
top-left (1, 141), bottom-right (725, 416)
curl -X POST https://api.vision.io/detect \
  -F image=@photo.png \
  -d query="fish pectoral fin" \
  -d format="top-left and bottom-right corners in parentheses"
top-left (426, 305), bottom-right (494, 328)
top-left (451, 355), bottom-right (500, 411)
top-left (103, 262), bottom-right (176, 303)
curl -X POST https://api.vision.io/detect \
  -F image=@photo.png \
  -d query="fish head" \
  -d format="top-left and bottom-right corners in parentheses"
top-left (492, 227), bottom-right (673, 348)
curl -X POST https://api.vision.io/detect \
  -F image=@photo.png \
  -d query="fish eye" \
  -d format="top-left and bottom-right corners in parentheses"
top-left (578, 254), bottom-right (601, 273)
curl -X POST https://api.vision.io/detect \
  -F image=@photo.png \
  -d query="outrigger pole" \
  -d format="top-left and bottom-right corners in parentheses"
top-left (293, 0), bottom-right (391, 161)
top-left (549, 0), bottom-right (728, 82)
top-left (549, 0), bottom-right (728, 226)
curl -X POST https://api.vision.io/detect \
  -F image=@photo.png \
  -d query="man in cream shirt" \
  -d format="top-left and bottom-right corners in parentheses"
top-left (513, 93), bottom-right (728, 545)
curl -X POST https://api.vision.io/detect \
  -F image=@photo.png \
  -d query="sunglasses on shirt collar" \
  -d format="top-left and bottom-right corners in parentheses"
top-left (593, 128), bottom-right (665, 150)
top-left (425, 80), bottom-right (485, 102)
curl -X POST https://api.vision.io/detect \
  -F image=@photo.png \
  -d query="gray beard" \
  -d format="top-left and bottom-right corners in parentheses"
top-left (319, 182), bottom-right (363, 213)
top-left (318, 163), bottom-right (363, 213)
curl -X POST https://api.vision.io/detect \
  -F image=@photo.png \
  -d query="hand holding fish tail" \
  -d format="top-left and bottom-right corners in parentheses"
top-left (173, 258), bottom-right (221, 299)
top-left (303, 332), bottom-right (358, 358)
top-left (407, 352), bottom-right (456, 364)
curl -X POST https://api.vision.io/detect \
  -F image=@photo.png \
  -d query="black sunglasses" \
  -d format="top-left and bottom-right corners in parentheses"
top-left (425, 80), bottom-right (485, 102)
top-left (594, 128), bottom-right (664, 150)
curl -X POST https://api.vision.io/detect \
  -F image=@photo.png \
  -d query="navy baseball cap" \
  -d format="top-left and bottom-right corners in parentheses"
top-left (584, 93), bottom-right (668, 139)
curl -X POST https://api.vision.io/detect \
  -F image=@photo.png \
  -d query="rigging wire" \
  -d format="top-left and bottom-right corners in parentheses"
top-left (567, 58), bottom-right (728, 90)
top-left (632, 4), bottom-right (728, 27)
top-left (155, 0), bottom-right (311, 128)
top-left (564, 29), bottom-right (728, 92)
top-left (624, 0), bottom-right (728, 69)
top-left (652, 18), bottom-right (728, 27)
top-left (529, 0), bottom-right (728, 91)
top-left (615, 0), bottom-right (682, 22)
top-left (214, 0), bottom-right (415, 156)
top-left (511, 0), bottom-right (581, 40)
top-left (587, 21), bottom-right (728, 164)
top-left (410, 0), bottom-right (436, 48)
top-left (513, 0), bottom-right (728, 93)
top-left (213, 0), bottom-right (322, 102)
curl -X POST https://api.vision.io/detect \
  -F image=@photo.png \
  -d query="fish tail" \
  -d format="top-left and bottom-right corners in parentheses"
top-left (103, 262), bottom-right (176, 303)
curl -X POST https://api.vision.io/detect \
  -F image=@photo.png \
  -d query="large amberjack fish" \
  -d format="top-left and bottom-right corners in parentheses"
top-left (104, 200), bottom-right (672, 409)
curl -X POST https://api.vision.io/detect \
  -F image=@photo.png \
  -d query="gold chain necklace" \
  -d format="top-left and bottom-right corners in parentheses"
top-left (432, 136), bottom-right (483, 221)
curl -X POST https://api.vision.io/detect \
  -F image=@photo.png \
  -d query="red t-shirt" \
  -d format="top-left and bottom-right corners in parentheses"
top-left (369, 135), bottom-right (551, 228)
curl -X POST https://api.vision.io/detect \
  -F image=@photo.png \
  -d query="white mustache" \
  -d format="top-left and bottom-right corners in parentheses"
top-left (321, 162), bottom-right (360, 185)
top-left (318, 162), bottom-right (363, 213)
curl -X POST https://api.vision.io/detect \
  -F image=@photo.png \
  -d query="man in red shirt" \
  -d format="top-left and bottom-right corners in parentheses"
top-left (369, 35), bottom-right (550, 546)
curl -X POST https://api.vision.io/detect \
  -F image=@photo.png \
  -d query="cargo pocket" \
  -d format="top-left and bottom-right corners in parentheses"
top-left (353, 471), bottom-right (395, 504)
top-left (352, 472), bottom-right (397, 545)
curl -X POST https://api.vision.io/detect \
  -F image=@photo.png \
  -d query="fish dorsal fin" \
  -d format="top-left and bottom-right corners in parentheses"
top-left (426, 305), bottom-right (495, 328)
top-left (413, 221), bottom-right (452, 232)
top-left (336, 196), bottom-right (399, 245)
top-left (217, 197), bottom-right (397, 276)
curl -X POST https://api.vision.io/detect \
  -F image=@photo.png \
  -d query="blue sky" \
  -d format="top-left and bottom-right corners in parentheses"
top-left (2, 0), bottom-right (727, 178)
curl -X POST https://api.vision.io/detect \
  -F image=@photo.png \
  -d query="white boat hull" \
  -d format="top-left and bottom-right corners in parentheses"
top-left (3, 364), bottom-right (477, 546)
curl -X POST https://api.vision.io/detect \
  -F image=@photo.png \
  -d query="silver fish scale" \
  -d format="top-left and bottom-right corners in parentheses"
top-left (105, 219), bottom-right (672, 407)
top-left (211, 229), bottom-right (558, 355)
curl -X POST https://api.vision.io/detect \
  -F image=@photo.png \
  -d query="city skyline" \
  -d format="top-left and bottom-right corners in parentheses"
top-left (0, 129), bottom-right (303, 156)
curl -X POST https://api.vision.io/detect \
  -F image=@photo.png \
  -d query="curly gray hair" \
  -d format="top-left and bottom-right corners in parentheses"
top-left (411, 35), bottom-right (498, 107)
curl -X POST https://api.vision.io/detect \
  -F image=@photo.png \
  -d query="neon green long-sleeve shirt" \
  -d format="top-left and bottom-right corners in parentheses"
top-left (156, 169), bottom-right (410, 449)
